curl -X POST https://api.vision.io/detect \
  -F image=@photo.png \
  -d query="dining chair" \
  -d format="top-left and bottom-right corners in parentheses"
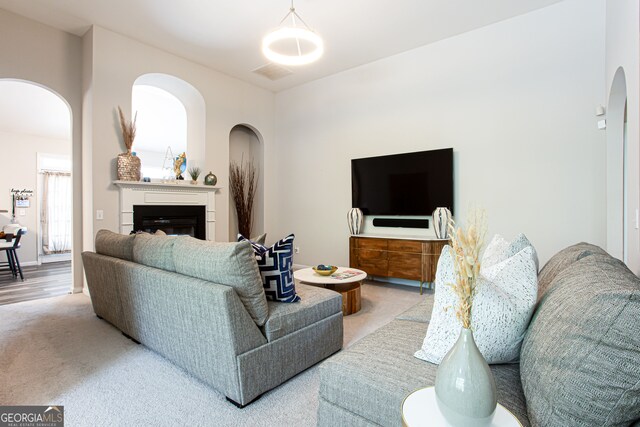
top-left (0, 225), bottom-right (26, 280)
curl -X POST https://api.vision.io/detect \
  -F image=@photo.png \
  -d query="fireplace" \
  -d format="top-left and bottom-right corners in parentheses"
top-left (133, 205), bottom-right (206, 240)
top-left (114, 180), bottom-right (219, 240)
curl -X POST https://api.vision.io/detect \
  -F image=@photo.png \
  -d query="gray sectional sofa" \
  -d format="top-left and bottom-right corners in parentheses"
top-left (81, 230), bottom-right (343, 407)
top-left (318, 243), bottom-right (640, 426)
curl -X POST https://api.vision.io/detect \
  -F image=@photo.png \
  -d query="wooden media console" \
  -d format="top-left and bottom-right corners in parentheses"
top-left (349, 235), bottom-right (448, 294)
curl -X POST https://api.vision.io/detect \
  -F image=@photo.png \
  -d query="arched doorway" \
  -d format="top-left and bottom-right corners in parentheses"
top-left (0, 79), bottom-right (74, 301)
top-left (229, 125), bottom-right (264, 241)
top-left (606, 67), bottom-right (628, 261)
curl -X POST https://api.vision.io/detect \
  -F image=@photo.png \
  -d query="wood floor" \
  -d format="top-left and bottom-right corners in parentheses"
top-left (0, 261), bottom-right (71, 306)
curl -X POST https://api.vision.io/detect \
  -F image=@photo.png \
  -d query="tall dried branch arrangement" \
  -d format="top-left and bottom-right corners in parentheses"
top-left (229, 159), bottom-right (257, 238)
top-left (118, 106), bottom-right (137, 151)
top-left (447, 208), bottom-right (487, 329)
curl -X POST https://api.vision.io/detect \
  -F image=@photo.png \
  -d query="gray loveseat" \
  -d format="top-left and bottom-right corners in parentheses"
top-left (82, 230), bottom-right (343, 407)
top-left (318, 243), bottom-right (640, 426)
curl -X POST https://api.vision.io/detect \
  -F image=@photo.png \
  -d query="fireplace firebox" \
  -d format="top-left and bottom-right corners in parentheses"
top-left (133, 205), bottom-right (206, 240)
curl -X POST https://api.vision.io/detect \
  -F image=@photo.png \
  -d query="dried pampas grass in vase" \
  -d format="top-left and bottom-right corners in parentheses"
top-left (116, 106), bottom-right (142, 181)
top-left (447, 208), bottom-right (487, 329)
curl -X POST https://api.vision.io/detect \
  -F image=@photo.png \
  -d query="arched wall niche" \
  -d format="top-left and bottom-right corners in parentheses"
top-left (0, 78), bottom-right (74, 290)
top-left (132, 73), bottom-right (205, 177)
top-left (606, 67), bottom-right (628, 261)
top-left (228, 124), bottom-right (264, 241)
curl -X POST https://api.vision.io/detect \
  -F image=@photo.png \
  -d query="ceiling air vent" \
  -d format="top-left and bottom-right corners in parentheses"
top-left (252, 63), bottom-right (293, 81)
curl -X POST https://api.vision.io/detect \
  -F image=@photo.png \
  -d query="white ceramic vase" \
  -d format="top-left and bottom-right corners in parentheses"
top-left (347, 208), bottom-right (364, 235)
top-left (432, 207), bottom-right (452, 239)
top-left (435, 328), bottom-right (497, 427)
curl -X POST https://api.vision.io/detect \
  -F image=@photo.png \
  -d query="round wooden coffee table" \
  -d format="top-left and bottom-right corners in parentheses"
top-left (294, 267), bottom-right (367, 315)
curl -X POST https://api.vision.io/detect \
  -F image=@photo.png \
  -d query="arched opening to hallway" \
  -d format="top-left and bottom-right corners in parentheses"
top-left (0, 79), bottom-right (73, 304)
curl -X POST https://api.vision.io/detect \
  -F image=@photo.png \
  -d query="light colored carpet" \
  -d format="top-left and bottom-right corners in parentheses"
top-left (0, 281), bottom-right (431, 426)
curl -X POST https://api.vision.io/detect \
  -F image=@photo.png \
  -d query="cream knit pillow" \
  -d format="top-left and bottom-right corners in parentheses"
top-left (415, 244), bottom-right (538, 364)
top-left (483, 233), bottom-right (539, 273)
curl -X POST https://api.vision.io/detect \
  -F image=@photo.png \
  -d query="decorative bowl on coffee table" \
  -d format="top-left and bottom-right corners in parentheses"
top-left (313, 265), bottom-right (338, 276)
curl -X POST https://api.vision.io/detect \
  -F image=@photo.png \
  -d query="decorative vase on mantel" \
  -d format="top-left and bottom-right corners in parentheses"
top-left (204, 172), bottom-right (217, 186)
top-left (347, 208), bottom-right (364, 235)
top-left (435, 327), bottom-right (497, 427)
top-left (117, 150), bottom-right (141, 181)
top-left (116, 106), bottom-right (140, 181)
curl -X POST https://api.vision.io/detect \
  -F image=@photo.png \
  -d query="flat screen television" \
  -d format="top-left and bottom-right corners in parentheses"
top-left (351, 148), bottom-right (453, 216)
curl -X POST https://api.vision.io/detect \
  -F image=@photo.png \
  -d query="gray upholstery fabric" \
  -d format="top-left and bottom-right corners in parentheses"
top-left (132, 234), bottom-right (180, 272)
top-left (173, 237), bottom-right (269, 326)
top-left (117, 262), bottom-right (268, 403)
top-left (318, 319), bottom-right (529, 427)
top-left (134, 229), bottom-right (167, 236)
top-left (261, 283), bottom-right (341, 341)
top-left (81, 252), bottom-right (128, 332)
top-left (83, 242), bottom-right (343, 406)
top-left (238, 313), bottom-right (343, 404)
top-left (536, 242), bottom-right (607, 300)
top-left (94, 229), bottom-right (135, 261)
top-left (236, 233), bottom-right (267, 245)
top-left (395, 296), bottom-right (434, 323)
top-left (521, 253), bottom-right (640, 427)
top-left (318, 398), bottom-right (377, 427)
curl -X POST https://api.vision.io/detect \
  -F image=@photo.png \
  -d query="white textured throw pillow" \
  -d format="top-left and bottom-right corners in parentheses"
top-left (483, 233), bottom-right (539, 274)
top-left (415, 243), bottom-right (538, 364)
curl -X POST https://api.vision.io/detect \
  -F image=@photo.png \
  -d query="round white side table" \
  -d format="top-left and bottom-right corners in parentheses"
top-left (401, 387), bottom-right (523, 427)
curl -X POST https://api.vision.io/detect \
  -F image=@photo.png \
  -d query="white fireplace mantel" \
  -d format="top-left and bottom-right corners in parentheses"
top-left (114, 180), bottom-right (221, 240)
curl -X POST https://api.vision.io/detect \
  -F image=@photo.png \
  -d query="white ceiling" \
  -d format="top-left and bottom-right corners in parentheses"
top-left (0, 0), bottom-right (565, 92)
top-left (0, 80), bottom-right (71, 141)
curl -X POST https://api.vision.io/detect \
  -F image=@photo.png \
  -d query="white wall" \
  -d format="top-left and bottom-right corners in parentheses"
top-left (0, 131), bottom-right (70, 264)
top-left (0, 8), bottom-right (83, 291)
top-left (605, 0), bottom-right (640, 274)
top-left (273, 0), bottom-right (607, 268)
top-left (132, 73), bottom-right (207, 179)
top-left (83, 26), bottom-right (275, 248)
top-left (132, 84), bottom-right (187, 178)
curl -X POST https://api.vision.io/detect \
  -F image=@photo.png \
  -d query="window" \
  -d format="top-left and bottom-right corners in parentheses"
top-left (40, 154), bottom-right (72, 254)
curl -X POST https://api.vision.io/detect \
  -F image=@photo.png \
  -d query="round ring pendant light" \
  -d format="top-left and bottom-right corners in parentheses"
top-left (262, 2), bottom-right (324, 66)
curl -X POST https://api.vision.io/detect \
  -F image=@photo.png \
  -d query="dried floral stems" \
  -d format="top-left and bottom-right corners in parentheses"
top-left (118, 106), bottom-right (137, 152)
top-left (229, 159), bottom-right (257, 238)
top-left (447, 209), bottom-right (487, 329)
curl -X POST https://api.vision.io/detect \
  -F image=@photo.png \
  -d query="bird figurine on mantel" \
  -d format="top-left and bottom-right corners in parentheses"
top-left (174, 152), bottom-right (187, 180)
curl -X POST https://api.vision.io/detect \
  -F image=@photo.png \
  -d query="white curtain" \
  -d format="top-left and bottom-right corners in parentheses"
top-left (41, 172), bottom-right (72, 254)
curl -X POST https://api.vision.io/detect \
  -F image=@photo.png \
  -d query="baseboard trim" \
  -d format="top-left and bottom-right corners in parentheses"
top-left (20, 261), bottom-right (38, 267)
top-left (41, 254), bottom-right (72, 263)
